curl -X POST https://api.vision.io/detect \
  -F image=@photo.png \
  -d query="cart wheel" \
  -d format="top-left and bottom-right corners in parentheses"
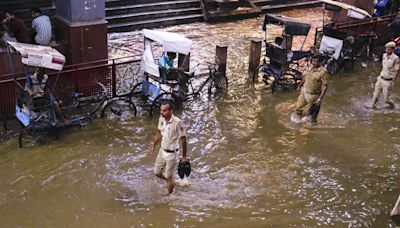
top-left (18, 123), bottom-right (49, 148)
top-left (101, 96), bottom-right (137, 120)
top-left (150, 92), bottom-right (177, 116)
top-left (342, 58), bottom-right (354, 70)
top-left (252, 64), bottom-right (264, 82)
top-left (129, 81), bottom-right (147, 108)
top-left (129, 82), bottom-right (142, 98)
top-left (280, 72), bottom-right (300, 90)
top-left (213, 72), bottom-right (228, 90)
top-left (326, 60), bottom-right (340, 75)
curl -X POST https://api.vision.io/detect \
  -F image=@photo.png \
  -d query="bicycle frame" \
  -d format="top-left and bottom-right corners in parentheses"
top-left (185, 63), bottom-right (219, 97)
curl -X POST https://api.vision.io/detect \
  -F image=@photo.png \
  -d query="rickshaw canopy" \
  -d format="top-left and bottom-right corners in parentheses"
top-left (143, 29), bottom-right (193, 55)
top-left (7, 41), bottom-right (65, 71)
top-left (262, 14), bottom-right (311, 36)
top-left (141, 42), bottom-right (160, 77)
top-left (320, 0), bottom-right (372, 19)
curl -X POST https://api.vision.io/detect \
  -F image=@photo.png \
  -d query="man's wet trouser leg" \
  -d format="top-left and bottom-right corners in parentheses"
top-left (295, 90), bottom-right (307, 116)
top-left (372, 78), bottom-right (383, 108)
top-left (382, 80), bottom-right (394, 108)
top-left (309, 104), bottom-right (321, 124)
top-left (296, 90), bottom-right (319, 117)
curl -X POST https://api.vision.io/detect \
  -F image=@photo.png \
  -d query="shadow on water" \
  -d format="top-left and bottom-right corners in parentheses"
top-left (0, 8), bottom-right (399, 227)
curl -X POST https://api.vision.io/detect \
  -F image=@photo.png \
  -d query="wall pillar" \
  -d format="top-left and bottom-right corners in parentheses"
top-left (54, 0), bottom-right (108, 64)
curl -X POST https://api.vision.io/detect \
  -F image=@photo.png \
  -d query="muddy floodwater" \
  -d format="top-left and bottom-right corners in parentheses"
top-left (1, 8), bottom-right (400, 227)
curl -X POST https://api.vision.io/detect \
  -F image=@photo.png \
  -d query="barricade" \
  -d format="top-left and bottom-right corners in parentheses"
top-left (0, 56), bottom-right (141, 120)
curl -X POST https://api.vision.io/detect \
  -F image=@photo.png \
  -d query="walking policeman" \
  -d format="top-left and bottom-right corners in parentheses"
top-left (293, 55), bottom-right (329, 124)
top-left (371, 41), bottom-right (400, 109)
top-left (148, 102), bottom-right (188, 194)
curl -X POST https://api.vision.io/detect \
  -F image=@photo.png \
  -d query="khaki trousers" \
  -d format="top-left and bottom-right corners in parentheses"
top-left (295, 89), bottom-right (319, 116)
top-left (372, 77), bottom-right (393, 106)
top-left (154, 148), bottom-right (176, 179)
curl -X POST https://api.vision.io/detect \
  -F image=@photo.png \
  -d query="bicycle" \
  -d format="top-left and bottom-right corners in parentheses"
top-left (63, 82), bottom-right (137, 122)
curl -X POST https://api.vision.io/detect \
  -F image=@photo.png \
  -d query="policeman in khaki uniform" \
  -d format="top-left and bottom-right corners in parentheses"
top-left (294, 55), bottom-right (329, 124)
top-left (148, 102), bottom-right (187, 194)
top-left (371, 41), bottom-right (400, 109)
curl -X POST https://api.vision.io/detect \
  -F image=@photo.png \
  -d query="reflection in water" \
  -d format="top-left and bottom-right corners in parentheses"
top-left (0, 8), bottom-right (399, 227)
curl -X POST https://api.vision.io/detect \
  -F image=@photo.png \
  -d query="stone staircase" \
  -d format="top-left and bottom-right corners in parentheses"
top-left (0, 0), bottom-right (203, 33)
top-left (106, 0), bottom-right (204, 32)
top-left (252, 0), bottom-right (321, 12)
top-left (0, 0), bottom-right (319, 33)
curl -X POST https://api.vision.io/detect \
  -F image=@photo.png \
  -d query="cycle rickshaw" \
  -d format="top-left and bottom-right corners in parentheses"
top-left (6, 41), bottom-right (90, 147)
top-left (130, 29), bottom-right (228, 115)
top-left (252, 14), bottom-right (312, 93)
top-left (315, 0), bottom-right (373, 74)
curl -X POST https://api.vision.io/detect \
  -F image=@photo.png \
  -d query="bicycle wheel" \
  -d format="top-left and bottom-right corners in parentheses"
top-left (129, 81), bottom-right (142, 98)
top-left (252, 64), bottom-right (264, 82)
top-left (101, 96), bottom-right (137, 120)
top-left (18, 122), bottom-right (53, 148)
top-left (129, 81), bottom-right (148, 108)
top-left (150, 92), bottom-right (178, 116)
top-left (279, 72), bottom-right (301, 90)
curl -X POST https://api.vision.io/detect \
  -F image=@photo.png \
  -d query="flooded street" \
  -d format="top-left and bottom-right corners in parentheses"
top-left (1, 8), bottom-right (400, 227)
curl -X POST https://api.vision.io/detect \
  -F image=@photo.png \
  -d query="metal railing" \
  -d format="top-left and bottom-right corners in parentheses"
top-left (0, 56), bottom-right (141, 120)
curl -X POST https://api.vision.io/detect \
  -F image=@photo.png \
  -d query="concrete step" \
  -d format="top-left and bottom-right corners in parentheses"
top-left (0, 0), bottom-right (52, 11)
top-left (260, 0), bottom-right (320, 12)
top-left (108, 14), bottom-right (203, 32)
top-left (106, 0), bottom-right (200, 16)
top-left (107, 7), bottom-right (202, 24)
top-left (252, 0), bottom-right (317, 7)
top-left (106, 0), bottom-right (192, 8)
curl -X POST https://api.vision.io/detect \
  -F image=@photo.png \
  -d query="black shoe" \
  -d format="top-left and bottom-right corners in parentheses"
top-left (386, 102), bottom-right (395, 109)
top-left (178, 160), bottom-right (191, 179)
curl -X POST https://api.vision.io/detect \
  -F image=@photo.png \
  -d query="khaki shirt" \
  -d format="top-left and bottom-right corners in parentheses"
top-left (304, 67), bottom-right (329, 94)
top-left (158, 114), bottom-right (186, 151)
top-left (380, 53), bottom-right (400, 79)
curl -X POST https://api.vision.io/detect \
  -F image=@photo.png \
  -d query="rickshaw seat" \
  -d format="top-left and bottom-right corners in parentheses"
top-left (32, 94), bottom-right (52, 113)
top-left (157, 68), bottom-right (184, 86)
top-left (148, 72), bottom-right (180, 86)
top-left (264, 64), bottom-right (282, 78)
top-left (266, 43), bottom-right (288, 66)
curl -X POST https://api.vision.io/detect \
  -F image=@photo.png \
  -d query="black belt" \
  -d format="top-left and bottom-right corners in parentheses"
top-left (381, 76), bottom-right (393, 81)
top-left (164, 149), bottom-right (178, 153)
top-left (306, 91), bottom-right (320, 95)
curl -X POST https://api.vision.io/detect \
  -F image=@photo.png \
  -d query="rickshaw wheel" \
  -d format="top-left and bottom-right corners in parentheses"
top-left (342, 59), bottom-right (354, 71)
top-left (18, 123), bottom-right (52, 148)
top-left (101, 96), bottom-right (137, 120)
top-left (129, 81), bottom-right (147, 108)
top-left (150, 92), bottom-right (178, 116)
top-left (326, 60), bottom-right (340, 75)
top-left (252, 64), bottom-right (264, 82)
top-left (129, 82), bottom-right (143, 99)
top-left (280, 72), bottom-right (301, 90)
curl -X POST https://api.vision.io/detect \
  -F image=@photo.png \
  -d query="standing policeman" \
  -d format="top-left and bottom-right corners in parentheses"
top-left (293, 55), bottom-right (329, 124)
top-left (148, 102), bottom-right (188, 194)
top-left (371, 41), bottom-right (400, 109)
